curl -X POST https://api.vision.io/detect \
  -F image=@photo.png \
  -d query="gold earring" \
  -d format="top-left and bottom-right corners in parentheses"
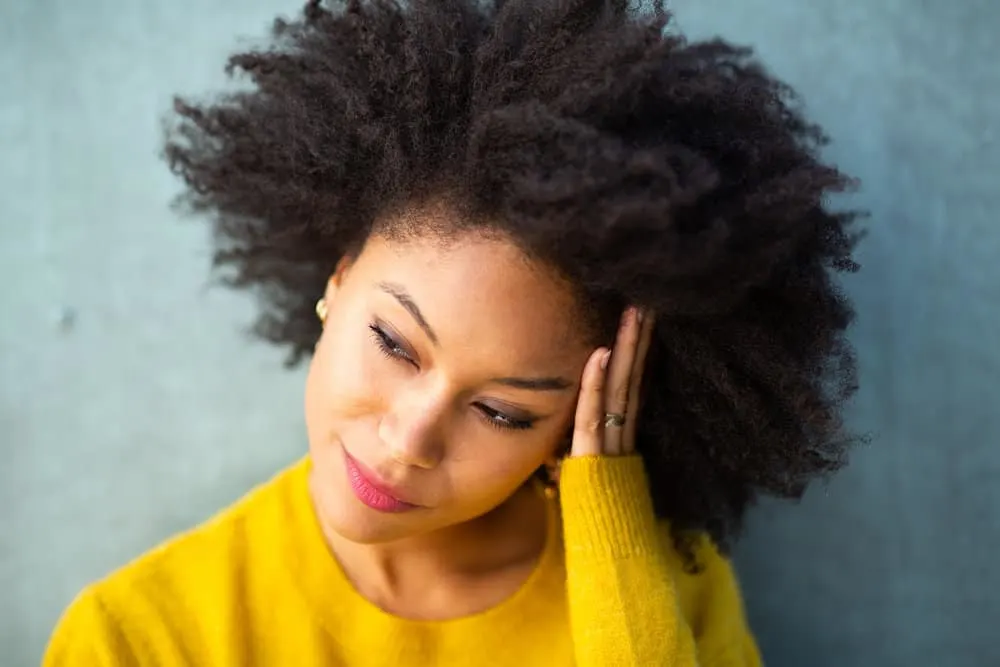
top-left (315, 298), bottom-right (328, 324)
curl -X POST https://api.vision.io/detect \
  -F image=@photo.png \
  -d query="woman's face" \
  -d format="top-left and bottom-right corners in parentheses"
top-left (305, 230), bottom-right (593, 544)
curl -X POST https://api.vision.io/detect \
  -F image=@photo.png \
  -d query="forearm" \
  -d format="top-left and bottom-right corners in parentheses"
top-left (560, 455), bottom-right (699, 667)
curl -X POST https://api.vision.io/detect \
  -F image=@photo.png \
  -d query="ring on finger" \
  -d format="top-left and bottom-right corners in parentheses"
top-left (604, 412), bottom-right (626, 428)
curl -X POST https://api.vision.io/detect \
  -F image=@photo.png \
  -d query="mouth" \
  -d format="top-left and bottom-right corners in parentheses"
top-left (342, 448), bottom-right (419, 513)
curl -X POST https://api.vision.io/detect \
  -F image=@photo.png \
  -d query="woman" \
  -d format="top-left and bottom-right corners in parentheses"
top-left (44, 0), bottom-right (863, 664)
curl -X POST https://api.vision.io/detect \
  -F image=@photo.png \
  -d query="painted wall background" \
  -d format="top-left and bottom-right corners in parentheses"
top-left (2, 1), bottom-right (997, 665)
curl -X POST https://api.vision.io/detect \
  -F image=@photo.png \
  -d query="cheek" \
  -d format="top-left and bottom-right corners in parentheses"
top-left (448, 432), bottom-right (556, 499)
top-left (305, 322), bottom-right (385, 428)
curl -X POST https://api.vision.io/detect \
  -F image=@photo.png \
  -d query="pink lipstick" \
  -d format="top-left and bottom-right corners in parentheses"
top-left (343, 449), bottom-right (417, 513)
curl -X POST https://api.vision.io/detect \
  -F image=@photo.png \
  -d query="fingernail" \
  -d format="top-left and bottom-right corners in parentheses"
top-left (600, 349), bottom-right (611, 370)
top-left (634, 307), bottom-right (644, 325)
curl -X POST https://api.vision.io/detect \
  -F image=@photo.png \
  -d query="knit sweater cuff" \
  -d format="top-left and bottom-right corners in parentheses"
top-left (558, 455), bottom-right (661, 562)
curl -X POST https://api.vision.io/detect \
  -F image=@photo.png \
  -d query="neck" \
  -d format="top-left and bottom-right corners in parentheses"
top-left (321, 483), bottom-right (550, 615)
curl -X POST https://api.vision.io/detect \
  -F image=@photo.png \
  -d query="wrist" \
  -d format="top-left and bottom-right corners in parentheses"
top-left (558, 455), bottom-right (661, 561)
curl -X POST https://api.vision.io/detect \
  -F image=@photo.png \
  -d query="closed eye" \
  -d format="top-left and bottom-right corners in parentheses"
top-left (369, 321), bottom-right (538, 433)
top-left (368, 323), bottom-right (415, 366)
top-left (476, 403), bottom-right (536, 432)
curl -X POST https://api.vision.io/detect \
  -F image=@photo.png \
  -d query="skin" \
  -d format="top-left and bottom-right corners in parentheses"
top-left (305, 218), bottom-right (653, 620)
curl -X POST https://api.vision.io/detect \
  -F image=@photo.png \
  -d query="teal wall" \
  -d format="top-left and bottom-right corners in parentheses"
top-left (2, 2), bottom-right (997, 665)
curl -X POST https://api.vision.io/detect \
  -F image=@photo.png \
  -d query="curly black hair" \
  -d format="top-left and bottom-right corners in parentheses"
top-left (164, 0), bottom-right (865, 557)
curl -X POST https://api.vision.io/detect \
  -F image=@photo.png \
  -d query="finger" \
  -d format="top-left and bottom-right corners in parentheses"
top-left (603, 306), bottom-right (644, 456)
top-left (622, 310), bottom-right (655, 453)
top-left (569, 346), bottom-right (611, 457)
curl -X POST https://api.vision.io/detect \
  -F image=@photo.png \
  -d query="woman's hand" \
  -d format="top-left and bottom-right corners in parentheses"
top-left (569, 306), bottom-right (655, 458)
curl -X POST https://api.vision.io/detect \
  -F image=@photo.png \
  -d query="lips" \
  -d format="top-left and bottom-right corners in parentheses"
top-left (342, 448), bottom-right (418, 513)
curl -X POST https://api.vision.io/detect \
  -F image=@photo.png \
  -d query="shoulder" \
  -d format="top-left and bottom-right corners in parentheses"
top-left (100, 457), bottom-right (305, 604)
top-left (43, 458), bottom-right (309, 665)
top-left (658, 528), bottom-right (742, 627)
top-left (657, 526), bottom-right (761, 663)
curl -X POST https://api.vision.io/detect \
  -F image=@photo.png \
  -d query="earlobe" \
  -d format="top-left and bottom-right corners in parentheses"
top-left (317, 254), bottom-right (355, 325)
top-left (542, 436), bottom-right (571, 485)
top-left (541, 457), bottom-right (562, 500)
top-left (315, 298), bottom-right (329, 324)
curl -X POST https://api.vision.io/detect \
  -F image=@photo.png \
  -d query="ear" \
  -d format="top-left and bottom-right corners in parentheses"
top-left (544, 435), bottom-right (572, 468)
top-left (326, 253), bottom-right (356, 296)
top-left (543, 457), bottom-right (563, 486)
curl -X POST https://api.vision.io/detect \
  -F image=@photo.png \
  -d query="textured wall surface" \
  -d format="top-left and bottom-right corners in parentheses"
top-left (2, 1), bottom-right (997, 666)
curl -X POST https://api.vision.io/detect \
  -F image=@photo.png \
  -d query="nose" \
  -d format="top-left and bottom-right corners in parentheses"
top-left (377, 382), bottom-right (447, 470)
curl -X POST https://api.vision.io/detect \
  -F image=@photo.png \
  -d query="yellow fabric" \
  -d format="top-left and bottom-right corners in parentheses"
top-left (44, 455), bottom-right (761, 666)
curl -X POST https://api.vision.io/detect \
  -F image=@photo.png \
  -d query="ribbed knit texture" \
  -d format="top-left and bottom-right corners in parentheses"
top-left (44, 455), bottom-right (760, 666)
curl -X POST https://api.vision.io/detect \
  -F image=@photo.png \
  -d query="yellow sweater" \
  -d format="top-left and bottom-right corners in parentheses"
top-left (44, 456), bottom-right (760, 666)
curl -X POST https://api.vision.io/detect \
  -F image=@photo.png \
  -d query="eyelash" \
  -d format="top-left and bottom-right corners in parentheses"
top-left (369, 323), bottom-right (412, 363)
top-left (477, 404), bottom-right (535, 432)
top-left (367, 322), bottom-right (536, 432)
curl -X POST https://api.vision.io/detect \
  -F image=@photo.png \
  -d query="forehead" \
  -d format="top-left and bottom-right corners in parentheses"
top-left (353, 232), bottom-right (590, 370)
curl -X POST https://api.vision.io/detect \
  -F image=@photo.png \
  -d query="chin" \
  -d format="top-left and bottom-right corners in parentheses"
top-left (308, 440), bottom-right (426, 545)
top-left (322, 499), bottom-right (418, 545)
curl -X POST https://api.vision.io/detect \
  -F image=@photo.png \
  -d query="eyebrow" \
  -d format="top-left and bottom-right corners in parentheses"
top-left (376, 280), bottom-right (573, 393)
top-left (489, 376), bottom-right (573, 392)
top-left (378, 281), bottom-right (440, 346)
